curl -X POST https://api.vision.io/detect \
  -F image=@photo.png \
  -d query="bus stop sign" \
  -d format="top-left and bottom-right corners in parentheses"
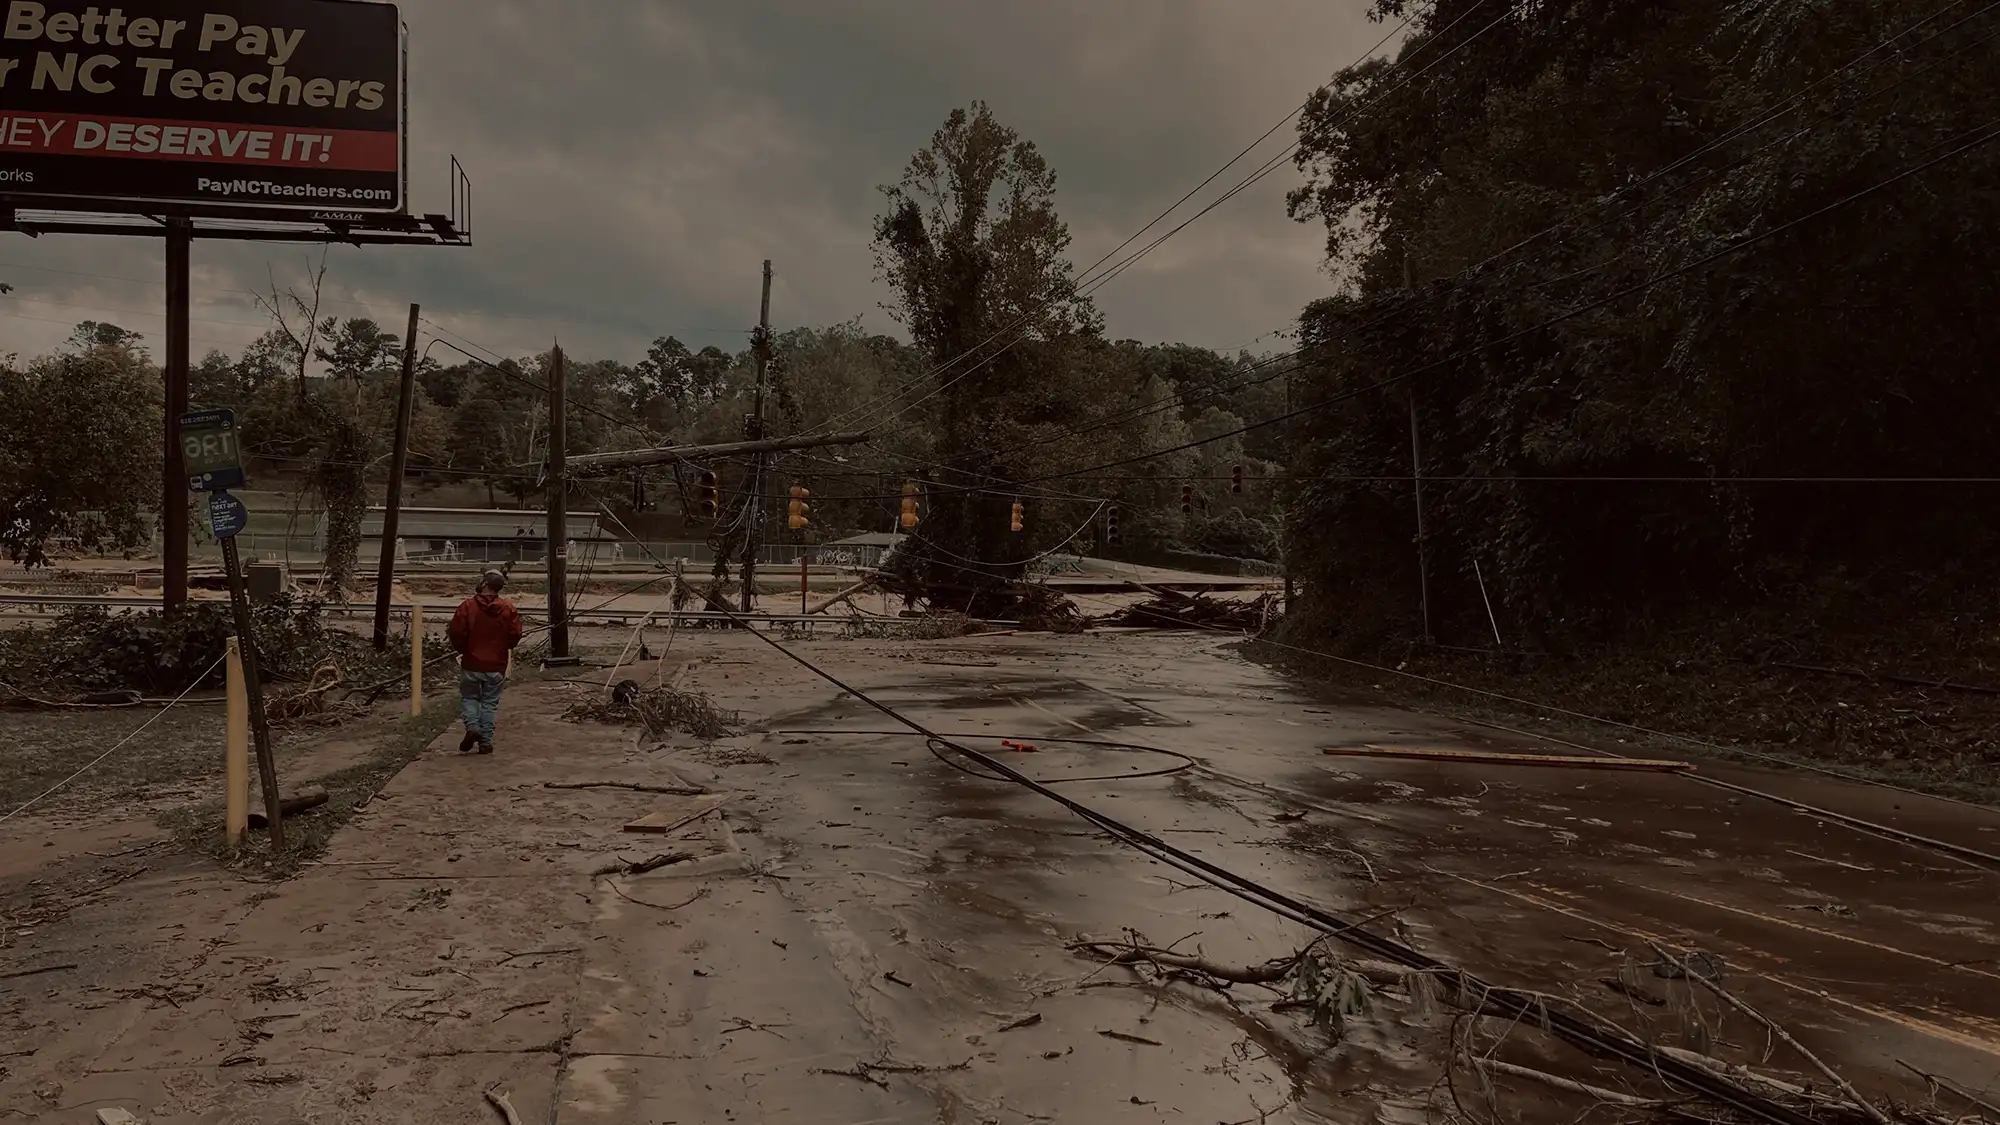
top-left (180, 409), bottom-right (246, 493)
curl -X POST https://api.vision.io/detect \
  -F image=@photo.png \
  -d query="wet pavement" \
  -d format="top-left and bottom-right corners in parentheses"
top-left (4, 629), bottom-right (1996, 1123)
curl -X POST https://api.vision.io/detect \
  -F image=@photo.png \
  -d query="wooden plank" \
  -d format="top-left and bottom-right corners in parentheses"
top-left (622, 794), bottom-right (731, 835)
top-left (1321, 745), bottom-right (1694, 773)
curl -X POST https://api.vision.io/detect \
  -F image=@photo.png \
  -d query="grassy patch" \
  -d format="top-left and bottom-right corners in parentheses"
top-left (0, 706), bottom-right (225, 816)
top-left (161, 688), bottom-right (461, 877)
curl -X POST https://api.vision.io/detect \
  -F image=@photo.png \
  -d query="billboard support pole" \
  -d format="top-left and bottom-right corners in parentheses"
top-left (372, 303), bottom-right (422, 652)
top-left (163, 218), bottom-right (191, 612)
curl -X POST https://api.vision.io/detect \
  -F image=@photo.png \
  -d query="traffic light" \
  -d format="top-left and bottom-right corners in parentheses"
top-left (900, 480), bottom-right (921, 528)
top-left (1106, 505), bottom-right (1122, 545)
top-left (695, 469), bottom-right (718, 520)
top-left (1230, 464), bottom-right (1244, 494)
top-left (1181, 484), bottom-right (1194, 516)
top-left (1009, 501), bottom-right (1024, 533)
top-left (787, 484), bottom-right (811, 530)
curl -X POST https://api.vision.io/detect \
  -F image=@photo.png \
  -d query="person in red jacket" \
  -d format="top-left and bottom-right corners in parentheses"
top-left (447, 568), bottom-right (524, 754)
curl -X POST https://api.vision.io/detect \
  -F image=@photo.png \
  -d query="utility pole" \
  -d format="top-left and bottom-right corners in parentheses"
top-left (1408, 395), bottom-right (1432, 644)
top-left (546, 343), bottom-right (572, 662)
top-left (163, 219), bottom-right (191, 611)
top-left (740, 260), bottom-right (773, 613)
top-left (372, 303), bottom-right (421, 651)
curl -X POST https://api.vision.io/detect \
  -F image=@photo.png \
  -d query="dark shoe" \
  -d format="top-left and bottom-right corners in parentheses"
top-left (458, 730), bottom-right (478, 753)
top-left (476, 741), bottom-right (494, 755)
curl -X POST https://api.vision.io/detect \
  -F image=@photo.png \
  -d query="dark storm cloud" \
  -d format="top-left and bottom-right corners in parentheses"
top-left (1, 1), bottom-right (1387, 364)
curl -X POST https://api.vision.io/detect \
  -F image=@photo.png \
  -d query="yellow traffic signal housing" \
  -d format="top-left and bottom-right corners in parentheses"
top-left (1009, 501), bottom-right (1024, 532)
top-left (787, 484), bottom-right (811, 529)
top-left (695, 469), bottom-right (719, 520)
top-left (900, 480), bottom-right (921, 528)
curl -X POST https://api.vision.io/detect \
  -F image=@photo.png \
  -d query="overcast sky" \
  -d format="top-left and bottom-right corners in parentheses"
top-left (1, 1), bottom-right (1389, 365)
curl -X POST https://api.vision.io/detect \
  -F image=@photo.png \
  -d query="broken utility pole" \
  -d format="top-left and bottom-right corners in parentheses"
top-left (371, 302), bottom-right (421, 652)
top-left (741, 260), bottom-right (774, 613)
top-left (547, 343), bottom-right (574, 664)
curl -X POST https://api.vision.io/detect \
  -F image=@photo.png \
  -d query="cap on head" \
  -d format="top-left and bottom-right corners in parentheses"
top-left (479, 569), bottom-right (506, 593)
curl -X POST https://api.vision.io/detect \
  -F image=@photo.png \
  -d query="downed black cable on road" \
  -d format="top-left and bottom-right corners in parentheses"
top-left (711, 604), bottom-right (1828, 1125)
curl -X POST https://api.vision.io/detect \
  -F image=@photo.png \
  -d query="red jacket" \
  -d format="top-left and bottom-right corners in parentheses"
top-left (448, 593), bottom-right (523, 673)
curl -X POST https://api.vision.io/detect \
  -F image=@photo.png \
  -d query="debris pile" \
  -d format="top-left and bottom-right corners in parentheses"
top-left (1012, 585), bottom-right (1087, 633)
top-left (564, 681), bottom-right (738, 742)
top-left (1064, 929), bottom-right (1958, 1125)
top-left (1096, 591), bottom-right (1280, 631)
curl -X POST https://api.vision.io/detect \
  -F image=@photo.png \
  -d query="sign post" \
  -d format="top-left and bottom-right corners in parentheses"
top-left (184, 409), bottom-right (283, 847)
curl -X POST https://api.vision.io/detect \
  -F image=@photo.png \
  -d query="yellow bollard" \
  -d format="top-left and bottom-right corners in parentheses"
top-left (224, 637), bottom-right (249, 847)
top-left (410, 603), bottom-right (424, 717)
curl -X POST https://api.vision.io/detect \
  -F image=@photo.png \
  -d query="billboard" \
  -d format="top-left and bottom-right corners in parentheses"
top-left (0, 0), bottom-right (403, 215)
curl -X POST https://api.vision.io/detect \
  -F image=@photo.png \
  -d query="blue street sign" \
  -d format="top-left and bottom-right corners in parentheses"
top-left (180, 407), bottom-right (247, 492)
top-left (208, 491), bottom-right (249, 540)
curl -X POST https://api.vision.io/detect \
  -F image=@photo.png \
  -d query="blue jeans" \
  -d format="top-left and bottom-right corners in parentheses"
top-left (459, 670), bottom-right (505, 744)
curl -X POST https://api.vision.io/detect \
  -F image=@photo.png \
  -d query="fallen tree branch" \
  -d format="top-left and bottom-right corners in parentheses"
top-left (605, 881), bottom-right (709, 912)
top-left (589, 851), bottom-right (695, 876)
top-left (1651, 943), bottom-right (1893, 1125)
top-left (1897, 1060), bottom-right (2000, 1119)
top-left (1471, 1057), bottom-right (1662, 1108)
top-left (545, 780), bottom-right (707, 796)
top-left (0, 962), bottom-right (78, 981)
top-left (483, 1086), bottom-right (525, 1125)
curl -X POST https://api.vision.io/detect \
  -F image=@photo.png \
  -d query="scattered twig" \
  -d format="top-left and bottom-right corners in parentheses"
top-left (998, 1012), bottom-right (1043, 1032)
top-left (489, 999), bottom-right (552, 1023)
top-left (810, 1057), bottom-right (970, 1089)
top-left (720, 1017), bottom-right (790, 1040)
top-left (1650, 942), bottom-right (1892, 1125)
top-left (483, 1086), bottom-right (525, 1125)
top-left (544, 780), bottom-right (707, 796)
top-left (589, 851), bottom-right (695, 877)
top-left (883, 971), bottom-right (913, 988)
top-left (606, 881), bottom-right (709, 911)
top-left (1563, 935), bottom-right (1621, 953)
top-left (0, 962), bottom-right (78, 981)
top-left (812, 1063), bottom-right (889, 1089)
top-left (1098, 1029), bottom-right (1164, 1046)
top-left (496, 947), bottom-right (582, 965)
top-left (1470, 1057), bottom-right (1661, 1108)
top-left (1897, 1060), bottom-right (2000, 1118)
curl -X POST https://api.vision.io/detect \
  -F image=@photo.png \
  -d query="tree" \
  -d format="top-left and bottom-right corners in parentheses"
top-left (0, 342), bottom-right (161, 567)
top-left (1280, 0), bottom-right (2000, 646)
top-left (314, 317), bottom-right (401, 381)
top-left (873, 101), bottom-right (1101, 606)
top-left (68, 320), bottom-right (145, 354)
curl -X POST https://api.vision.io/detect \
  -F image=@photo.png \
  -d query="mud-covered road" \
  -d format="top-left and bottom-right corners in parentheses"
top-left (3, 630), bottom-right (1996, 1123)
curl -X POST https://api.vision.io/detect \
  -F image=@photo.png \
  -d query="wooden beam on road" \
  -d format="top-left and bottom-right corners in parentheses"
top-left (1322, 745), bottom-right (1695, 772)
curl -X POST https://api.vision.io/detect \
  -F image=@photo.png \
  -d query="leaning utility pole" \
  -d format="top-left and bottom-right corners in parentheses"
top-left (546, 343), bottom-right (572, 662)
top-left (740, 260), bottom-right (774, 613)
top-left (371, 303), bottom-right (421, 652)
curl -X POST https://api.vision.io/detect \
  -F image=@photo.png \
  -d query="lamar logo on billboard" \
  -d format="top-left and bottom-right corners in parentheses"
top-left (0, 0), bottom-right (403, 214)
